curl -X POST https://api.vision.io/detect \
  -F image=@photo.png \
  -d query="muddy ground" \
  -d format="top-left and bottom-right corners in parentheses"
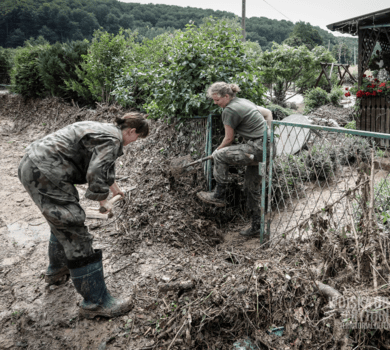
top-left (1, 93), bottom-right (390, 350)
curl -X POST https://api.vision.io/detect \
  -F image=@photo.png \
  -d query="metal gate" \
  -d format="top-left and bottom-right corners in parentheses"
top-left (260, 121), bottom-right (390, 245)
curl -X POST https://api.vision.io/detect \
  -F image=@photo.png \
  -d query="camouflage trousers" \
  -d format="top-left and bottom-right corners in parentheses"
top-left (213, 138), bottom-right (275, 214)
top-left (18, 154), bottom-right (94, 260)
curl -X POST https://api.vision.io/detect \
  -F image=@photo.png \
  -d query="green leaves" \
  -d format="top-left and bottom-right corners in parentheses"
top-left (115, 17), bottom-right (265, 120)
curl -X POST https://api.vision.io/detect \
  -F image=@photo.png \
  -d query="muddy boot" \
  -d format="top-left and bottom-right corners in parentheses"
top-left (197, 182), bottom-right (227, 207)
top-left (68, 249), bottom-right (133, 319)
top-left (45, 233), bottom-right (70, 285)
top-left (240, 214), bottom-right (261, 237)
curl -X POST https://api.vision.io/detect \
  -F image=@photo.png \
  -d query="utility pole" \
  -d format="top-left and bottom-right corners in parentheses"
top-left (242, 0), bottom-right (246, 42)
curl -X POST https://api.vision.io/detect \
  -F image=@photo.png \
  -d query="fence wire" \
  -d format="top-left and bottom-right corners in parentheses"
top-left (267, 121), bottom-right (390, 245)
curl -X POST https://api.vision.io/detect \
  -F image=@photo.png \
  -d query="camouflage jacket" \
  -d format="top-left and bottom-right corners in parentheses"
top-left (26, 121), bottom-right (123, 201)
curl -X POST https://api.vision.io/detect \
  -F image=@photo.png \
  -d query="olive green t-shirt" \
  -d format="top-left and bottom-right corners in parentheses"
top-left (222, 97), bottom-right (266, 140)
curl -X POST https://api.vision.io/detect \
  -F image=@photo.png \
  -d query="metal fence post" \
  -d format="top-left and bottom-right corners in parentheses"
top-left (206, 114), bottom-right (213, 191)
top-left (260, 124), bottom-right (268, 244)
top-left (267, 123), bottom-right (275, 238)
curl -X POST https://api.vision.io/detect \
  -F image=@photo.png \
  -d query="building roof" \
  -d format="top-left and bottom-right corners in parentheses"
top-left (327, 7), bottom-right (390, 35)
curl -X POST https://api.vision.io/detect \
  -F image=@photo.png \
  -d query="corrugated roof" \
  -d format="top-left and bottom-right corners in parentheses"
top-left (327, 7), bottom-right (390, 35)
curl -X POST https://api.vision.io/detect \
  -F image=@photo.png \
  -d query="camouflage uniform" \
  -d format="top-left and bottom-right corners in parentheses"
top-left (18, 121), bottom-right (123, 260)
top-left (213, 138), bottom-right (275, 211)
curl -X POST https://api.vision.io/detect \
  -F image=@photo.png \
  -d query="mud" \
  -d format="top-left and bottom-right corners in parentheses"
top-left (1, 94), bottom-right (390, 350)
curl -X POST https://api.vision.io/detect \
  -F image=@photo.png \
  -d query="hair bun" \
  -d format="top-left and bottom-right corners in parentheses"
top-left (115, 116), bottom-right (125, 125)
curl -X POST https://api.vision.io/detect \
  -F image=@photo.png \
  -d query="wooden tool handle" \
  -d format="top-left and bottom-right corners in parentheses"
top-left (183, 155), bottom-right (213, 168)
top-left (99, 194), bottom-right (123, 213)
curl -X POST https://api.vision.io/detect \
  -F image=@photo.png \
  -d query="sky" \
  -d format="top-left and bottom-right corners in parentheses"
top-left (120, 0), bottom-right (390, 37)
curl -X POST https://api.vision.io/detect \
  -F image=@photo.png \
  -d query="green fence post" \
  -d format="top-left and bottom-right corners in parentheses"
top-left (267, 123), bottom-right (275, 238)
top-left (260, 124), bottom-right (268, 244)
top-left (207, 114), bottom-right (213, 191)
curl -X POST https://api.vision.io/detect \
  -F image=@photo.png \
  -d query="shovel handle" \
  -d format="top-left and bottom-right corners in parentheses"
top-left (183, 155), bottom-right (213, 168)
top-left (184, 153), bottom-right (254, 168)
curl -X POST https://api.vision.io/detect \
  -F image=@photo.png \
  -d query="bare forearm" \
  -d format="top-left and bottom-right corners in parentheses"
top-left (257, 106), bottom-right (273, 128)
top-left (217, 137), bottom-right (233, 150)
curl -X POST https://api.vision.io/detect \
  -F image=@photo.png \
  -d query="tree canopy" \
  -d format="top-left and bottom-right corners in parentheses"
top-left (0, 0), bottom-right (356, 54)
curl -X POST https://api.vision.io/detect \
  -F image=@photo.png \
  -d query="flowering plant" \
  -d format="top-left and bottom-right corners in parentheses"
top-left (350, 75), bottom-right (390, 99)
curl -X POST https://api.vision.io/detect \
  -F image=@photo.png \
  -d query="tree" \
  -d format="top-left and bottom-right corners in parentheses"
top-left (6, 28), bottom-right (26, 47)
top-left (258, 43), bottom-right (335, 102)
top-left (284, 21), bottom-right (323, 50)
top-left (113, 17), bottom-right (265, 119)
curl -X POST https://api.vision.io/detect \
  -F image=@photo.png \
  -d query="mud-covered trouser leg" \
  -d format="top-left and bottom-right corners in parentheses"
top-left (213, 142), bottom-right (264, 185)
top-left (18, 154), bottom-right (94, 261)
top-left (45, 232), bottom-right (70, 284)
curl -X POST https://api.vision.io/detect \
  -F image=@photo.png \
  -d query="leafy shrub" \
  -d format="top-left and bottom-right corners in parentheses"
top-left (0, 47), bottom-right (12, 84)
top-left (303, 87), bottom-right (330, 114)
top-left (10, 44), bottom-right (49, 98)
top-left (266, 103), bottom-right (294, 120)
top-left (302, 145), bottom-right (338, 181)
top-left (118, 17), bottom-right (265, 120)
top-left (338, 136), bottom-right (371, 166)
top-left (328, 86), bottom-right (344, 106)
top-left (112, 32), bottom-right (175, 108)
top-left (344, 120), bottom-right (356, 130)
top-left (68, 29), bottom-right (137, 104)
top-left (38, 40), bottom-right (91, 102)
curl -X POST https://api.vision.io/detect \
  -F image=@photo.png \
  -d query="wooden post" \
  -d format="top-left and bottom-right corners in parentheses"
top-left (358, 27), bottom-right (364, 89)
top-left (242, 0), bottom-right (246, 42)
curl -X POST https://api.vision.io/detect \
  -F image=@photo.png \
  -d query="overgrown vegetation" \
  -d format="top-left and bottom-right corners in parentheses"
top-left (303, 86), bottom-right (344, 114)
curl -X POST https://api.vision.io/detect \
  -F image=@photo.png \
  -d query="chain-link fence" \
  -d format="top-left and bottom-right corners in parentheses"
top-left (265, 121), bottom-right (390, 246)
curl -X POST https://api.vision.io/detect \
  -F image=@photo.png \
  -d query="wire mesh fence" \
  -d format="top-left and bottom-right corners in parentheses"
top-left (266, 121), bottom-right (390, 247)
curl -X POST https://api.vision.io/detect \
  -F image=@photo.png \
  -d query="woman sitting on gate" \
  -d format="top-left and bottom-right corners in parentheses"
top-left (197, 82), bottom-right (274, 238)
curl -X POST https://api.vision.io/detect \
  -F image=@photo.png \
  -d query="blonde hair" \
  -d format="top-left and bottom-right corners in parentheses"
top-left (206, 82), bottom-right (241, 99)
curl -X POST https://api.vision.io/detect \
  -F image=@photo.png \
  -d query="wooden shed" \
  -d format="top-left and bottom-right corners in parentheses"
top-left (327, 8), bottom-right (390, 138)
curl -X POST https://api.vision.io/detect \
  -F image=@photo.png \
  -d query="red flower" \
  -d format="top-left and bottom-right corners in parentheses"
top-left (378, 90), bottom-right (383, 93)
top-left (345, 87), bottom-right (349, 90)
top-left (356, 90), bottom-right (364, 98)
top-left (372, 91), bottom-right (377, 96)
top-left (379, 82), bottom-right (386, 87)
top-left (363, 74), bottom-right (367, 77)
top-left (375, 78), bottom-right (379, 82)
top-left (372, 84), bottom-right (376, 88)
top-left (365, 92), bottom-right (371, 96)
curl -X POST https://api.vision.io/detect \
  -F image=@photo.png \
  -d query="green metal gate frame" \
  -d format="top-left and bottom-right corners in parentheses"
top-left (260, 120), bottom-right (390, 245)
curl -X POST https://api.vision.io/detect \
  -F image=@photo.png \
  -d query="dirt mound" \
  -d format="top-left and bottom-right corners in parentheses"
top-left (1, 93), bottom-right (390, 350)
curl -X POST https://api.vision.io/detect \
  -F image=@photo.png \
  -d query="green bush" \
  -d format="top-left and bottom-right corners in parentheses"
top-left (344, 120), bottom-right (356, 130)
top-left (38, 41), bottom-right (90, 102)
top-left (303, 87), bottom-right (330, 113)
top-left (10, 44), bottom-right (49, 98)
top-left (328, 86), bottom-right (344, 106)
top-left (67, 29), bottom-right (137, 104)
top-left (112, 32), bottom-right (175, 108)
top-left (338, 136), bottom-right (371, 166)
top-left (118, 17), bottom-right (265, 120)
top-left (302, 145), bottom-right (338, 181)
top-left (266, 103), bottom-right (294, 120)
top-left (0, 47), bottom-right (12, 83)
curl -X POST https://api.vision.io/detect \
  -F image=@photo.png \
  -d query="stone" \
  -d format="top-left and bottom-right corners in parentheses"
top-left (275, 114), bottom-right (311, 156)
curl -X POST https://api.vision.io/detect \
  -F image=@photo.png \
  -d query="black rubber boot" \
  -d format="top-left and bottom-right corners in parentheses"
top-left (240, 214), bottom-right (261, 237)
top-left (68, 249), bottom-right (133, 319)
top-left (45, 233), bottom-right (70, 285)
top-left (197, 182), bottom-right (227, 207)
